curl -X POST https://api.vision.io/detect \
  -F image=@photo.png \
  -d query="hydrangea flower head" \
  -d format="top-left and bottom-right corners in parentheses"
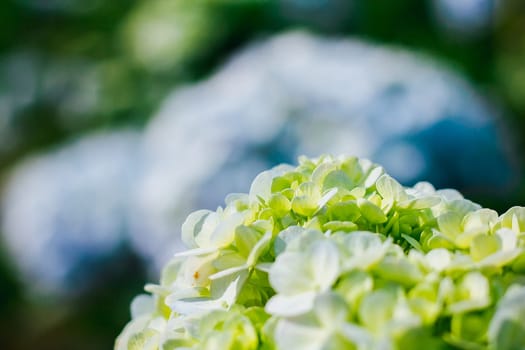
top-left (116, 155), bottom-right (525, 349)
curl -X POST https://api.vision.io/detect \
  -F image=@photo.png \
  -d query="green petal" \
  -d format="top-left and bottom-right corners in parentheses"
top-left (437, 212), bottom-right (462, 240)
top-left (470, 234), bottom-right (501, 262)
top-left (323, 221), bottom-right (358, 233)
top-left (235, 225), bottom-right (263, 258)
top-left (322, 170), bottom-right (354, 192)
top-left (357, 198), bottom-right (388, 224)
top-left (358, 289), bottom-right (397, 332)
top-left (268, 193), bottom-right (291, 216)
top-left (447, 272), bottom-right (490, 314)
top-left (374, 255), bottom-right (423, 287)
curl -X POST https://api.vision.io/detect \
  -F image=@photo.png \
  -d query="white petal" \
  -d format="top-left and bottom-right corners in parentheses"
top-left (130, 294), bottom-right (155, 319)
top-left (194, 212), bottom-right (220, 248)
top-left (363, 165), bottom-right (384, 188)
top-left (270, 252), bottom-right (313, 294)
top-left (376, 174), bottom-right (407, 202)
top-left (398, 196), bottom-right (441, 210)
top-left (208, 265), bottom-right (247, 280)
top-left (425, 249), bottom-right (452, 272)
top-left (168, 276), bottom-right (242, 315)
top-left (249, 164), bottom-right (293, 203)
top-left (255, 262), bottom-right (272, 273)
top-left (309, 240), bottom-right (340, 291)
top-left (496, 228), bottom-right (518, 252)
top-left (209, 212), bottom-right (246, 247)
top-left (174, 247), bottom-right (218, 257)
top-left (317, 188), bottom-right (338, 210)
top-left (436, 189), bottom-right (464, 201)
top-left (339, 323), bottom-right (374, 348)
top-left (313, 292), bottom-right (348, 328)
top-left (265, 291), bottom-right (317, 317)
top-left (463, 209), bottom-right (498, 233)
top-left (275, 319), bottom-right (327, 350)
top-left (411, 181), bottom-right (436, 195)
top-left (181, 210), bottom-right (212, 248)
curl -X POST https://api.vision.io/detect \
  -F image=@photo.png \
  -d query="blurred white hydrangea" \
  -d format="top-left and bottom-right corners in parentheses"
top-left (1, 131), bottom-right (143, 295)
top-left (1, 31), bottom-right (517, 296)
top-left (135, 31), bottom-right (516, 271)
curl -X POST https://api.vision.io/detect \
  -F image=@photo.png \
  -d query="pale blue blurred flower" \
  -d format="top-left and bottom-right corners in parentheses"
top-left (2, 131), bottom-right (142, 294)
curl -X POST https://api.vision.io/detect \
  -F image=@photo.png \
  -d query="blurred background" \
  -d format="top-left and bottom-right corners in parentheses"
top-left (1, 0), bottom-right (524, 349)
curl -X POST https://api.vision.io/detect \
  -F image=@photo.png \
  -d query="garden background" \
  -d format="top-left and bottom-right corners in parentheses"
top-left (0, 1), bottom-right (524, 349)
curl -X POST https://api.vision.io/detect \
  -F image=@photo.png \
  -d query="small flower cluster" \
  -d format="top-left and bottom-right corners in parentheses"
top-left (116, 155), bottom-right (525, 349)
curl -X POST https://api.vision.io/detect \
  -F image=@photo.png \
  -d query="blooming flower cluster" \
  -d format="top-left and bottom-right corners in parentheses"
top-left (119, 154), bottom-right (525, 349)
